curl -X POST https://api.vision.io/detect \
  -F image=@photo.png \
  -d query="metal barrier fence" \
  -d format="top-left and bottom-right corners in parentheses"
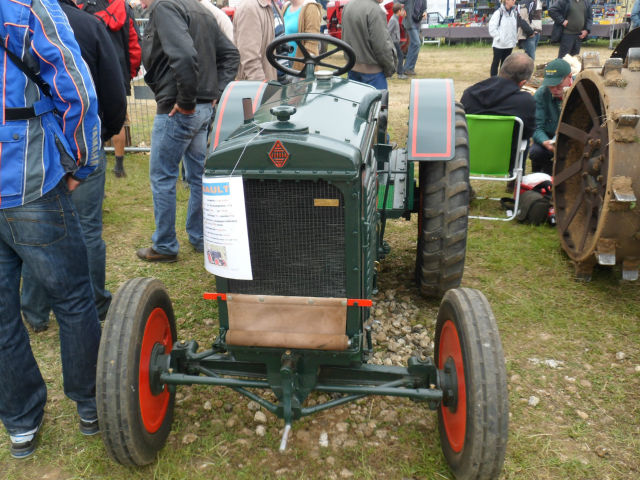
top-left (106, 18), bottom-right (154, 153)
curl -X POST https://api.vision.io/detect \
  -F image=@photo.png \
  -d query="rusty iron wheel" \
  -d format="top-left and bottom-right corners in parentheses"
top-left (553, 47), bottom-right (640, 281)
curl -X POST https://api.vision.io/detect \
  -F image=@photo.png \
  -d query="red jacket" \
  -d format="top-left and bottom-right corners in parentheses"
top-left (79, 0), bottom-right (141, 88)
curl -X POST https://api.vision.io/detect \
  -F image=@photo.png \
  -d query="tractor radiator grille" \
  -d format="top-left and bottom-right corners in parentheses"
top-left (227, 179), bottom-right (346, 297)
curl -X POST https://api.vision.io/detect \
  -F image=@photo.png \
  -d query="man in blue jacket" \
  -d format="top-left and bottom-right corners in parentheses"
top-left (0, 0), bottom-right (102, 458)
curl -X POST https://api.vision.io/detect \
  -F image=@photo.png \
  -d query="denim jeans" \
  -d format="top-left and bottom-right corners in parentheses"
top-left (522, 32), bottom-right (540, 60)
top-left (347, 71), bottom-right (388, 90)
top-left (149, 103), bottom-right (213, 255)
top-left (21, 151), bottom-right (110, 327)
top-left (0, 180), bottom-right (101, 435)
top-left (404, 27), bottom-right (421, 72)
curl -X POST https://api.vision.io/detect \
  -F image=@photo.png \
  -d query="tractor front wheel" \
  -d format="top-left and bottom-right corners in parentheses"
top-left (97, 278), bottom-right (177, 466)
top-left (434, 288), bottom-right (508, 480)
top-left (415, 103), bottom-right (469, 298)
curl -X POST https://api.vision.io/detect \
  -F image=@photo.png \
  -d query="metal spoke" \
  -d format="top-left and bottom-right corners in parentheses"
top-left (575, 82), bottom-right (601, 128)
top-left (558, 189), bottom-right (585, 235)
top-left (558, 121), bottom-right (589, 144)
top-left (315, 47), bottom-right (341, 62)
top-left (317, 60), bottom-right (342, 70)
top-left (297, 41), bottom-right (311, 59)
top-left (554, 158), bottom-right (584, 185)
top-left (578, 197), bottom-right (596, 253)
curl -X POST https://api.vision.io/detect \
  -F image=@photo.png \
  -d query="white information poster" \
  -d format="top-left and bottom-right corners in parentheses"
top-left (202, 176), bottom-right (253, 280)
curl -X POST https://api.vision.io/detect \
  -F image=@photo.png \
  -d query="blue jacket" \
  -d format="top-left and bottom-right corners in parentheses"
top-left (0, 0), bottom-right (101, 209)
top-left (632, 0), bottom-right (640, 30)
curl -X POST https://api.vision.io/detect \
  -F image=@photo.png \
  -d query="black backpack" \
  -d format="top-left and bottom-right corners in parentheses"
top-left (500, 179), bottom-right (553, 225)
top-left (515, 190), bottom-right (550, 225)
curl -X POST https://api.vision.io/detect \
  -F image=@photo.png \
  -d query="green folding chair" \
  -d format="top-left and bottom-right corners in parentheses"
top-left (467, 114), bottom-right (526, 221)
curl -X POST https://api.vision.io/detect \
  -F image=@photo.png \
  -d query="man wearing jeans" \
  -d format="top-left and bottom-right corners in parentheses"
top-left (136, 0), bottom-right (239, 262)
top-left (401, 0), bottom-right (425, 76)
top-left (518, 0), bottom-right (542, 60)
top-left (21, 0), bottom-right (128, 331)
top-left (342, 0), bottom-right (397, 90)
top-left (0, 0), bottom-right (102, 458)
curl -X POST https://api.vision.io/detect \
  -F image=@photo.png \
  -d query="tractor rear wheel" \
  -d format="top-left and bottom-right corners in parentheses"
top-left (434, 288), bottom-right (508, 480)
top-left (97, 278), bottom-right (177, 466)
top-left (416, 103), bottom-right (469, 298)
top-left (554, 47), bottom-right (640, 280)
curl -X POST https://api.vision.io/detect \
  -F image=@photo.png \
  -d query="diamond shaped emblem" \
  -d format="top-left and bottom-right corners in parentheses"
top-left (268, 140), bottom-right (289, 168)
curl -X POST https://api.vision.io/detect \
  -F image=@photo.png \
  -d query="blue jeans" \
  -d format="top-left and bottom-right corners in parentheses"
top-left (522, 33), bottom-right (540, 60)
top-left (21, 151), bottom-right (110, 327)
top-left (347, 71), bottom-right (388, 90)
top-left (0, 181), bottom-right (101, 435)
top-left (404, 27), bottom-right (421, 72)
top-left (149, 103), bottom-right (213, 255)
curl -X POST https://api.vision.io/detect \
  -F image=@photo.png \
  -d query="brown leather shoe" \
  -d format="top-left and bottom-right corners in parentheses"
top-left (136, 247), bottom-right (178, 263)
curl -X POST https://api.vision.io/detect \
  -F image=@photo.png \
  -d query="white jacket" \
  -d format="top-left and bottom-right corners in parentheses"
top-left (488, 5), bottom-right (519, 49)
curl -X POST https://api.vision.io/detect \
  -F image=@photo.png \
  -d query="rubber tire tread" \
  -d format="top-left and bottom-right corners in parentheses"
top-left (416, 104), bottom-right (469, 298)
top-left (97, 277), bottom-right (177, 466)
top-left (434, 288), bottom-right (509, 480)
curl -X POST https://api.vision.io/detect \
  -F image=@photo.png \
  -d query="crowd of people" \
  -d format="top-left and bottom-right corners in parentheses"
top-left (1, 0), bottom-right (637, 462)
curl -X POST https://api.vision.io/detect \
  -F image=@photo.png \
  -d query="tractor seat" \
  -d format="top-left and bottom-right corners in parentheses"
top-left (225, 294), bottom-right (349, 350)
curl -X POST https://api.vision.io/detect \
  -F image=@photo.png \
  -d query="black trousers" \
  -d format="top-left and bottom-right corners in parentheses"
top-left (558, 32), bottom-right (582, 58)
top-left (491, 47), bottom-right (512, 76)
top-left (529, 142), bottom-right (554, 175)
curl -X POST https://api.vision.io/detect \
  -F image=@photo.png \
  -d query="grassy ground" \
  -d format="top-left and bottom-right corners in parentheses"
top-left (1, 41), bottom-right (639, 479)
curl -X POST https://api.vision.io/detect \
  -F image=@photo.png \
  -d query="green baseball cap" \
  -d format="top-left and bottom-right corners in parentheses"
top-left (542, 59), bottom-right (572, 87)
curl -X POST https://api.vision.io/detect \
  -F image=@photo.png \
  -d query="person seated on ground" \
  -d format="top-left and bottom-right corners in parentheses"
top-left (460, 52), bottom-right (536, 178)
top-left (530, 58), bottom-right (572, 175)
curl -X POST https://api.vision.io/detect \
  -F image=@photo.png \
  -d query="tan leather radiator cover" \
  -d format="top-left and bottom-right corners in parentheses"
top-left (225, 294), bottom-right (349, 350)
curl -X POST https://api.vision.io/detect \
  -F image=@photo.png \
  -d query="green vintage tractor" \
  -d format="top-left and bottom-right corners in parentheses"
top-left (97, 34), bottom-right (508, 479)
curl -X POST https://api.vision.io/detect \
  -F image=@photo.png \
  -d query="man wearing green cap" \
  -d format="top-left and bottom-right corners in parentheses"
top-left (529, 58), bottom-right (572, 175)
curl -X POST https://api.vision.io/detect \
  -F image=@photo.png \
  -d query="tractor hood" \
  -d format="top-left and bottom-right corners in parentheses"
top-left (206, 75), bottom-right (383, 177)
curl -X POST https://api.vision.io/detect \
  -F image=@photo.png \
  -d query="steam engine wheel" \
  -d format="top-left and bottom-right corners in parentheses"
top-left (553, 46), bottom-right (640, 281)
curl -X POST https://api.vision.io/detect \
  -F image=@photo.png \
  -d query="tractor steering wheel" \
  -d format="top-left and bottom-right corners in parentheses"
top-left (266, 33), bottom-right (356, 78)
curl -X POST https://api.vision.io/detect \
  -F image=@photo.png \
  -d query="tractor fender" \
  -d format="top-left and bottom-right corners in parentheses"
top-left (407, 78), bottom-right (456, 162)
top-left (211, 81), bottom-right (272, 151)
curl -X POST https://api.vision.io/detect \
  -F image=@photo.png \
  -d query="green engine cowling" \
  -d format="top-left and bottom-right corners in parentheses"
top-left (205, 75), bottom-right (386, 360)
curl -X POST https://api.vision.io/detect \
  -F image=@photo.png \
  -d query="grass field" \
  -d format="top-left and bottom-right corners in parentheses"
top-left (1, 41), bottom-right (639, 480)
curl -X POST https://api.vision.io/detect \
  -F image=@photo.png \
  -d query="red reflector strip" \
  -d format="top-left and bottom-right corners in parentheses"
top-left (347, 299), bottom-right (373, 307)
top-left (203, 292), bottom-right (227, 301)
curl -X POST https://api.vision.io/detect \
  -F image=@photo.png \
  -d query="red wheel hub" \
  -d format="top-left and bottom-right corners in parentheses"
top-left (438, 319), bottom-right (467, 453)
top-left (139, 307), bottom-right (173, 433)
